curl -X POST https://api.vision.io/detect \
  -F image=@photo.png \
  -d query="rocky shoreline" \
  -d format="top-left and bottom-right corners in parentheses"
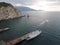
top-left (0, 2), bottom-right (22, 21)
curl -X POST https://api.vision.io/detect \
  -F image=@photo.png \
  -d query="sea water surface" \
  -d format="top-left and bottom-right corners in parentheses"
top-left (0, 11), bottom-right (60, 45)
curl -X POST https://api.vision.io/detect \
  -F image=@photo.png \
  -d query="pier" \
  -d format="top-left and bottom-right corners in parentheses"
top-left (8, 35), bottom-right (28, 45)
top-left (0, 30), bottom-right (41, 45)
top-left (0, 35), bottom-right (28, 45)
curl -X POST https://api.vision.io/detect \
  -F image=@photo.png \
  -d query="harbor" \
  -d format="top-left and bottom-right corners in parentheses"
top-left (0, 12), bottom-right (60, 45)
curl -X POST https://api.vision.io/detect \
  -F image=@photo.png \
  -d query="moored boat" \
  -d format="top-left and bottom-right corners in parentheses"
top-left (26, 30), bottom-right (42, 40)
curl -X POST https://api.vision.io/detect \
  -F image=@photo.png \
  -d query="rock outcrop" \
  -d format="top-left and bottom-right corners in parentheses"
top-left (0, 2), bottom-right (22, 21)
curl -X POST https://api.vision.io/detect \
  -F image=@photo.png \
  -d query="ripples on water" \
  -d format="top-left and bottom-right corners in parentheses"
top-left (0, 11), bottom-right (60, 45)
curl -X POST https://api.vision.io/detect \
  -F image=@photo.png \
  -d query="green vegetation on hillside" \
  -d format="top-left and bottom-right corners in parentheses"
top-left (0, 2), bottom-right (13, 7)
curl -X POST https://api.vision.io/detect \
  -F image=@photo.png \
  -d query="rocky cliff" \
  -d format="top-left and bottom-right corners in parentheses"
top-left (0, 2), bottom-right (22, 21)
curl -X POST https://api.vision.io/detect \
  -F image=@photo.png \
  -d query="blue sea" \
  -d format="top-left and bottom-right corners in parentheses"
top-left (0, 11), bottom-right (60, 45)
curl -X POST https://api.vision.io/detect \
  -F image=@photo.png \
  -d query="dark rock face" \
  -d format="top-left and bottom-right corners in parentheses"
top-left (0, 2), bottom-right (13, 8)
top-left (0, 2), bottom-right (22, 21)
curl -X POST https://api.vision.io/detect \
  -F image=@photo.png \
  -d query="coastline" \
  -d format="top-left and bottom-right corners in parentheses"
top-left (0, 15), bottom-right (25, 22)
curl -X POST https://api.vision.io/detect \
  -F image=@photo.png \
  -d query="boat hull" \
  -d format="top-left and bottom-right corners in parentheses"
top-left (26, 30), bottom-right (42, 40)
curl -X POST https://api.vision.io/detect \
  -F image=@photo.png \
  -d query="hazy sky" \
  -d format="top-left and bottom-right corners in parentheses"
top-left (0, 0), bottom-right (60, 11)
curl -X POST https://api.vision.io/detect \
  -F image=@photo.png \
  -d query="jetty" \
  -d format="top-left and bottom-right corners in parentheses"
top-left (0, 28), bottom-right (9, 33)
top-left (0, 30), bottom-right (42, 45)
top-left (0, 35), bottom-right (28, 45)
top-left (8, 35), bottom-right (27, 45)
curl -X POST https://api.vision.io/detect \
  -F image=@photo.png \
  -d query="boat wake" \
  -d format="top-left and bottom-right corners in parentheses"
top-left (32, 19), bottom-right (49, 29)
top-left (40, 19), bottom-right (49, 25)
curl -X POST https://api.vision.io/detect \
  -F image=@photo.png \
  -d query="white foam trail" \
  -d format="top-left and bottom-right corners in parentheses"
top-left (32, 19), bottom-right (49, 29)
top-left (40, 19), bottom-right (49, 25)
top-left (40, 21), bottom-right (45, 25)
top-left (46, 20), bottom-right (49, 22)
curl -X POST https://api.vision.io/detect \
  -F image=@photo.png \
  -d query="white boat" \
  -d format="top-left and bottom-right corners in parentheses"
top-left (26, 30), bottom-right (42, 40)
